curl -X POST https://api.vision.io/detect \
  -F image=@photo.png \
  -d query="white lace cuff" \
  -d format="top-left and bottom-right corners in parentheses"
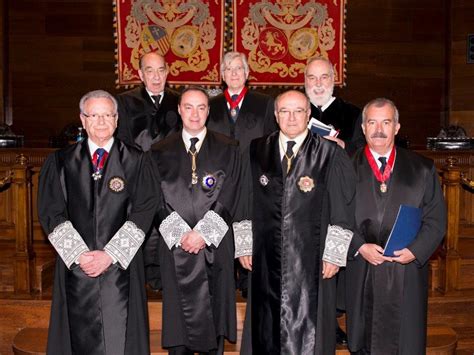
top-left (322, 224), bottom-right (353, 267)
top-left (48, 221), bottom-right (89, 269)
top-left (194, 210), bottom-right (229, 248)
top-left (104, 221), bottom-right (145, 269)
top-left (233, 220), bottom-right (253, 258)
top-left (159, 212), bottom-right (191, 250)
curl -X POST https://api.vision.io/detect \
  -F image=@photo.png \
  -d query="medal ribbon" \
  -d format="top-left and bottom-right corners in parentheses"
top-left (224, 87), bottom-right (248, 111)
top-left (364, 145), bottom-right (396, 183)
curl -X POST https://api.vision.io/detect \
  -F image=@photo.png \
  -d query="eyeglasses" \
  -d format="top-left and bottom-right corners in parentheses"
top-left (82, 113), bottom-right (117, 121)
top-left (306, 74), bottom-right (332, 83)
top-left (277, 109), bottom-right (308, 119)
top-left (224, 66), bottom-right (244, 73)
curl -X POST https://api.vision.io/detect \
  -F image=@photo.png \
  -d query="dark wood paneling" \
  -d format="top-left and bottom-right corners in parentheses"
top-left (6, 0), bottom-right (452, 146)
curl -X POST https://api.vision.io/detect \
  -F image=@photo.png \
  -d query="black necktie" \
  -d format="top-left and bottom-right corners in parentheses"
top-left (151, 94), bottom-right (161, 110)
top-left (189, 137), bottom-right (199, 154)
top-left (282, 140), bottom-right (296, 175)
top-left (378, 156), bottom-right (387, 174)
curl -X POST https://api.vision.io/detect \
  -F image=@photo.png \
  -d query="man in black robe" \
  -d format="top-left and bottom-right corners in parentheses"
top-left (116, 51), bottom-right (180, 152)
top-left (305, 56), bottom-right (366, 344)
top-left (346, 98), bottom-right (446, 355)
top-left (38, 90), bottom-right (158, 355)
top-left (116, 52), bottom-right (180, 290)
top-left (207, 51), bottom-right (277, 150)
top-left (238, 90), bottom-right (356, 354)
top-left (305, 56), bottom-right (365, 156)
top-left (151, 87), bottom-right (246, 354)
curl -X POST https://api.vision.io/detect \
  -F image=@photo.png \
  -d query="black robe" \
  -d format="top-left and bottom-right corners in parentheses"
top-left (38, 139), bottom-right (158, 355)
top-left (207, 90), bottom-right (278, 150)
top-left (310, 97), bottom-right (365, 156)
top-left (151, 130), bottom-right (244, 352)
top-left (248, 131), bottom-right (356, 355)
top-left (346, 147), bottom-right (446, 355)
top-left (116, 86), bottom-right (180, 290)
top-left (116, 86), bottom-right (181, 151)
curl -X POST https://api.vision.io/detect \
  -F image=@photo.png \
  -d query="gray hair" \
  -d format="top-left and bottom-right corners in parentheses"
top-left (362, 98), bottom-right (399, 124)
top-left (220, 51), bottom-right (249, 77)
top-left (305, 56), bottom-right (335, 77)
top-left (79, 90), bottom-right (118, 114)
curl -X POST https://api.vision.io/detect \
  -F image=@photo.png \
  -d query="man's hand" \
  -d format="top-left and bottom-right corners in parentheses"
top-left (239, 255), bottom-right (252, 271)
top-left (80, 250), bottom-right (113, 277)
top-left (324, 135), bottom-right (345, 149)
top-left (358, 243), bottom-right (393, 265)
top-left (78, 252), bottom-right (93, 266)
top-left (322, 261), bottom-right (339, 279)
top-left (392, 248), bottom-right (416, 264)
top-left (180, 230), bottom-right (206, 254)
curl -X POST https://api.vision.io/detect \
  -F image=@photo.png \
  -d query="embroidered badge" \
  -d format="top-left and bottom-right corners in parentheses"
top-left (108, 177), bottom-right (125, 193)
top-left (201, 174), bottom-right (217, 190)
top-left (259, 174), bottom-right (269, 186)
top-left (298, 176), bottom-right (315, 193)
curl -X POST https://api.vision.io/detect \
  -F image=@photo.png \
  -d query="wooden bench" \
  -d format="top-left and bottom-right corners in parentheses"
top-left (12, 325), bottom-right (457, 355)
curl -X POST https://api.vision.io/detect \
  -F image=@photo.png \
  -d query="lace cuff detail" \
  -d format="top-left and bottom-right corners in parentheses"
top-left (104, 221), bottom-right (145, 269)
top-left (48, 221), bottom-right (89, 269)
top-left (233, 220), bottom-right (253, 258)
top-left (194, 210), bottom-right (229, 248)
top-left (159, 212), bottom-right (191, 250)
top-left (322, 224), bottom-right (353, 267)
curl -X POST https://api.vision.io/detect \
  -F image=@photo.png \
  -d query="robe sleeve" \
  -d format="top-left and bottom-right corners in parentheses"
top-left (38, 153), bottom-right (89, 269)
top-left (104, 152), bottom-right (159, 269)
top-left (322, 147), bottom-right (357, 267)
top-left (263, 96), bottom-right (278, 135)
top-left (407, 163), bottom-right (446, 266)
top-left (158, 211), bottom-right (192, 249)
top-left (233, 147), bottom-right (253, 258)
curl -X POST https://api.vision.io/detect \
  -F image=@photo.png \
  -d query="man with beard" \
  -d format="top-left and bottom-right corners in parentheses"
top-left (305, 56), bottom-right (365, 156)
top-left (116, 51), bottom-right (180, 152)
top-left (239, 90), bottom-right (356, 354)
top-left (116, 52), bottom-right (181, 291)
top-left (38, 90), bottom-right (158, 354)
top-left (346, 98), bottom-right (446, 354)
top-left (207, 51), bottom-right (277, 150)
top-left (305, 56), bottom-right (365, 344)
top-left (151, 87), bottom-right (247, 355)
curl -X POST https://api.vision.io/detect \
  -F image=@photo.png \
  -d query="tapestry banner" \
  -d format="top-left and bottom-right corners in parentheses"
top-left (233, 0), bottom-right (346, 86)
top-left (115, 0), bottom-right (224, 86)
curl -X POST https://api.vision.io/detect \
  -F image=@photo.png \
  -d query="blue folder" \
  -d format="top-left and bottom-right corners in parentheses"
top-left (383, 205), bottom-right (422, 257)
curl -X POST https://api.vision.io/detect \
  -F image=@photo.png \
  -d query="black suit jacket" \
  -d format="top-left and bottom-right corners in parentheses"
top-left (116, 86), bottom-right (181, 151)
top-left (207, 90), bottom-right (277, 150)
top-left (310, 97), bottom-right (365, 156)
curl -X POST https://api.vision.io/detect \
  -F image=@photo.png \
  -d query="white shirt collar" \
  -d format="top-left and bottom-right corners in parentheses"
top-left (278, 130), bottom-right (308, 160)
top-left (226, 88), bottom-right (246, 109)
top-left (369, 147), bottom-right (394, 169)
top-left (320, 96), bottom-right (336, 112)
top-left (182, 128), bottom-right (207, 153)
top-left (88, 138), bottom-right (114, 157)
top-left (145, 89), bottom-right (164, 104)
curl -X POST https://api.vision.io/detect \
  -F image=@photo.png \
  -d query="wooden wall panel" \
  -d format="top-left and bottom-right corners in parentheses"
top-left (450, 0), bottom-right (474, 136)
top-left (6, 0), bottom-right (453, 147)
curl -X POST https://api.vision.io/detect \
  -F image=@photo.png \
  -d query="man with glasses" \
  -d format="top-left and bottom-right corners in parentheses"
top-left (305, 56), bottom-right (365, 156)
top-left (38, 90), bottom-right (158, 354)
top-left (208, 51), bottom-right (277, 151)
top-left (238, 90), bottom-right (356, 354)
top-left (116, 51), bottom-right (180, 152)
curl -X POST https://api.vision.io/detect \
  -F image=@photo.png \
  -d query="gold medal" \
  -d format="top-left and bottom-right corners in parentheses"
top-left (380, 182), bottom-right (387, 193)
top-left (192, 172), bottom-right (198, 185)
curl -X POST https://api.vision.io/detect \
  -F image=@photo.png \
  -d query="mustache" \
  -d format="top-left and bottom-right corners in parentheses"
top-left (371, 132), bottom-right (387, 138)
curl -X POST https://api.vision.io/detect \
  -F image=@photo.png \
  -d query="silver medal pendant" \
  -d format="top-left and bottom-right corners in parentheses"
top-left (192, 172), bottom-right (198, 185)
top-left (380, 182), bottom-right (387, 193)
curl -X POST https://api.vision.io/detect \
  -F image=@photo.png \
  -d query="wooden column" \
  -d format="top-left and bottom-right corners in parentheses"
top-left (438, 158), bottom-right (461, 293)
top-left (12, 154), bottom-right (35, 295)
top-left (0, 0), bottom-right (6, 124)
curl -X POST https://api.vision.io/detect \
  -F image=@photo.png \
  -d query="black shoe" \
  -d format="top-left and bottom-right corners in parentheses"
top-left (336, 325), bottom-right (348, 345)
